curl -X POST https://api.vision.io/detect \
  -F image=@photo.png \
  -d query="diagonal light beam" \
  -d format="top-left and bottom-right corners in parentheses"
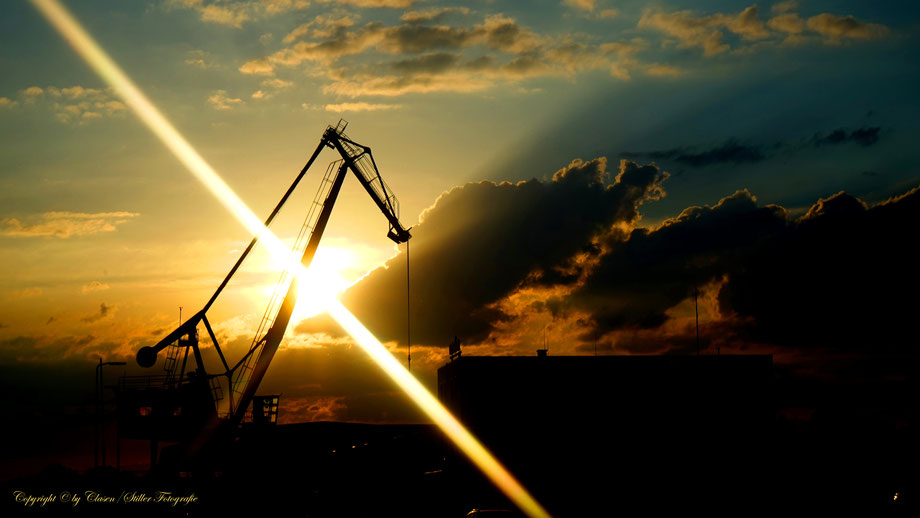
top-left (29, 2), bottom-right (551, 517)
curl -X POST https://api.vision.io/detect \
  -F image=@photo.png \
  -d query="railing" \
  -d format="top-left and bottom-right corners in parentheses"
top-left (118, 374), bottom-right (170, 390)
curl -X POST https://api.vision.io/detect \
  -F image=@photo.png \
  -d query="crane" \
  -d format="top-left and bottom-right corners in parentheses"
top-left (117, 120), bottom-right (411, 465)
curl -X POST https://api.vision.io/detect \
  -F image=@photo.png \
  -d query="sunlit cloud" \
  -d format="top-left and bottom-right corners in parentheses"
top-left (639, 4), bottom-right (891, 56)
top-left (317, 0), bottom-right (416, 8)
top-left (239, 12), bottom-right (646, 94)
top-left (251, 78), bottom-right (293, 100)
top-left (184, 49), bottom-right (215, 69)
top-left (806, 13), bottom-right (890, 42)
top-left (233, 3), bottom-right (885, 100)
top-left (4, 84), bottom-right (127, 123)
top-left (400, 7), bottom-right (469, 24)
top-left (9, 287), bottom-right (43, 299)
top-left (1, 211), bottom-right (139, 238)
top-left (207, 89), bottom-right (244, 110)
top-left (239, 58), bottom-right (274, 75)
top-left (283, 14), bottom-right (357, 43)
top-left (324, 102), bottom-right (402, 113)
top-left (562, 0), bottom-right (595, 13)
top-left (81, 281), bottom-right (110, 293)
top-left (166, 0), bottom-right (311, 28)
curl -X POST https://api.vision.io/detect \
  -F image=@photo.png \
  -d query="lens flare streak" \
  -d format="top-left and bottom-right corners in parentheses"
top-left (30, 1), bottom-right (551, 517)
top-left (329, 300), bottom-right (551, 518)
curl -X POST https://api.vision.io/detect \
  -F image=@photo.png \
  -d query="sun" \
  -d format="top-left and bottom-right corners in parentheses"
top-left (290, 246), bottom-right (354, 321)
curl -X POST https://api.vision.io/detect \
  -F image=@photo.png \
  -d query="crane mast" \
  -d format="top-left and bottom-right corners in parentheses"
top-left (128, 121), bottom-right (410, 454)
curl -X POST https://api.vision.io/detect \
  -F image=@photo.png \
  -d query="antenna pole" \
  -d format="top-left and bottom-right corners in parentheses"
top-left (694, 289), bottom-right (700, 356)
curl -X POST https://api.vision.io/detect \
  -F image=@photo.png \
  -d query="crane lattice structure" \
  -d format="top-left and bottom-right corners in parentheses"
top-left (121, 121), bottom-right (410, 452)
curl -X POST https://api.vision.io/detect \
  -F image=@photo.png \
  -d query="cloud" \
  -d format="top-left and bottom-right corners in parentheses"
top-left (638, 6), bottom-right (769, 57)
top-left (184, 49), bottom-right (215, 69)
top-left (622, 139), bottom-right (764, 168)
top-left (767, 13), bottom-right (805, 36)
top-left (239, 12), bottom-right (650, 95)
top-left (563, 0), bottom-right (595, 13)
top-left (299, 158), bottom-right (668, 346)
top-left (643, 63), bottom-right (683, 77)
top-left (243, 21), bottom-right (387, 73)
top-left (284, 14), bottom-right (357, 44)
top-left (167, 0), bottom-right (311, 28)
top-left (400, 7), bottom-right (470, 24)
top-left (1, 211), bottom-right (140, 238)
top-left (7, 85), bottom-right (127, 123)
top-left (10, 287), bottom-right (43, 299)
top-left (323, 102), bottom-right (402, 112)
top-left (597, 9), bottom-right (619, 20)
top-left (639, 5), bottom-right (889, 56)
top-left (261, 78), bottom-right (293, 89)
top-left (250, 78), bottom-right (294, 100)
top-left (81, 303), bottom-right (115, 323)
top-left (81, 281), bottom-right (110, 294)
top-left (0, 96), bottom-right (16, 108)
top-left (569, 190), bottom-right (788, 337)
top-left (716, 187), bottom-right (918, 351)
top-left (317, 0), bottom-right (416, 7)
top-left (227, 5), bottom-right (892, 98)
top-left (239, 59), bottom-right (275, 75)
top-left (207, 90), bottom-right (245, 110)
top-left (545, 181), bottom-right (920, 355)
top-left (621, 126), bottom-right (885, 167)
top-left (771, 0), bottom-right (798, 15)
top-left (812, 126), bottom-right (880, 147)
top-left (806, 13), bottom-right (889, 42)
top-left (22, 86), bottom-right (45, 100)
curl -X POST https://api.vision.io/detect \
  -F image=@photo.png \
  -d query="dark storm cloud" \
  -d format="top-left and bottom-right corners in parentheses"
top-left (81, 302), bottom-right (113, 323)
top-left (569, 190), bottom-right (788, 337)
top-left (717, 187), bottom-right (920, 351)
top-left (811, 126), bottom-right (880, 147)
top-left (0, 334), bottom-right (97, 362)
top-left (299, 158), bottom-right (668, 346)
top-left (621, 139), bottom-right (765, 167)
top-left (570, 183), bottom-right (919, 352)
top-left (621, 126), bottom-right (884, 168)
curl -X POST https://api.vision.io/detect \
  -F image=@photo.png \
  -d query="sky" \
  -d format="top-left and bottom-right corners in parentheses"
top-left (1, 0), bottom-right (919, 443)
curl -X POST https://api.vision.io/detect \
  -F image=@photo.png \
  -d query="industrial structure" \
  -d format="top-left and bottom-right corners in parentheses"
top-left (115, 121), bottom-right (411, 469)
top-left (438, 348), bottom-right (774, 512)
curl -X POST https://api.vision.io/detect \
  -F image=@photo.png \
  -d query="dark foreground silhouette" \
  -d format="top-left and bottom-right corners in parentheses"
top-left (3, 355), bottom-right (915, 516)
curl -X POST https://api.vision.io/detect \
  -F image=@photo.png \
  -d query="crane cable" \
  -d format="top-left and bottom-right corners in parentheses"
top-left (406, 237), bottom-right (411, 372)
